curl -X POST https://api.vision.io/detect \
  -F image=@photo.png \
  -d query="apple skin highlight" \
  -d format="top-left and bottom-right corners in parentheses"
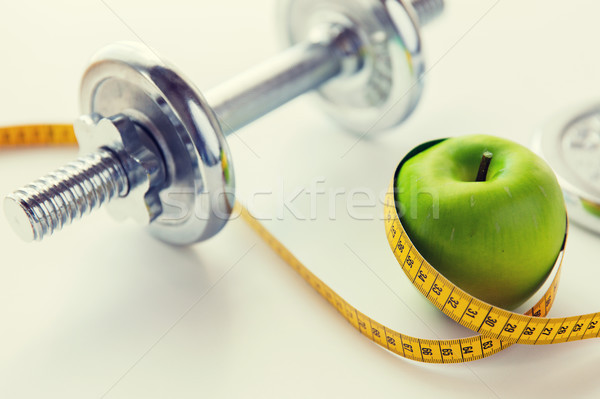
top-left (395, 134), bottom-right (567, 310)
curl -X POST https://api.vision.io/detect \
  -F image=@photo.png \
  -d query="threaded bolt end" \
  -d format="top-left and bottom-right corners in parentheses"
top-left (410, 0), bottom-right (444, 25)
top-left (4, 148), bottom-right (129, 242)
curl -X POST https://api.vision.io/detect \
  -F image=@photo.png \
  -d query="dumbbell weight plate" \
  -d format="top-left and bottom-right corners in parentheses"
top-left (280, 0), bottom-right (425, 133)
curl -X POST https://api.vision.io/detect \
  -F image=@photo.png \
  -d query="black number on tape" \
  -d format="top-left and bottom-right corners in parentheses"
top-left (447, 297), bottom-right (459, 309)
top-left (541, 327), bottom-right (553, 336)
top-left (557, 326), bottom-right (567, 334)
top-left (397, 242), bottom-right (405, 253)
top-left (523, 327), bottom-right (536, 336)
top-left (484, 316), bottom-right (497, 328)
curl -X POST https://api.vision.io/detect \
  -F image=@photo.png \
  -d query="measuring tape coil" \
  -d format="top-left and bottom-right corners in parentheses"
top-left (3, 124), bottom-right (599, 363)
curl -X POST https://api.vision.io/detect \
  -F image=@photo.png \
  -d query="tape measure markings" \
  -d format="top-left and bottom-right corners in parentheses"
top-left (238, 201), bottom-right (517, 363)
top-left (2, 124), bottom-right (599, 364)
top-left (0, 124), bottom-right (77, 147)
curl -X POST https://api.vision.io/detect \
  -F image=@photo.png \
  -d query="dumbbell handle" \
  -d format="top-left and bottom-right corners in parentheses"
top-left (208, 33), bottom-right (349, 135)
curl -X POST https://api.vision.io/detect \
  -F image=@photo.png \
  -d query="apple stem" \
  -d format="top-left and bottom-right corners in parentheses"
top-left (476, 151), bottom-right (493, 182)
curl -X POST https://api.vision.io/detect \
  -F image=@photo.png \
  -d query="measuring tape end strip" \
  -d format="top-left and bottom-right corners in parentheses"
top-left (0, 124), bottom-right (77, 147)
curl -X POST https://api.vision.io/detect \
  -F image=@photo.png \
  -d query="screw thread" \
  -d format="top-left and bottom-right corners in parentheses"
top-left (4, 148), bottom-right (129, 242)
top-left (410, 0), bottom-right (444, 25)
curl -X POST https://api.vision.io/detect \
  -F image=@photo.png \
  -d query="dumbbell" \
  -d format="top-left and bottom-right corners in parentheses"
top-left (4, 0), bottom-right (443, 245)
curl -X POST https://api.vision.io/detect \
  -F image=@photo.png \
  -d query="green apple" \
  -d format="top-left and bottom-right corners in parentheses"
top-left (395, 134), bottom-right (566, 310)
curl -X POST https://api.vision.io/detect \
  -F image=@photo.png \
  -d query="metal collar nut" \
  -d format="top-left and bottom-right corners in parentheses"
top-left (74, 114), bottom-right (166, 224)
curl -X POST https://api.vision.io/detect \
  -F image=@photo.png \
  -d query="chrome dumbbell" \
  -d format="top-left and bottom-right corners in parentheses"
top-left (4, 0), bottom-right (443, 245)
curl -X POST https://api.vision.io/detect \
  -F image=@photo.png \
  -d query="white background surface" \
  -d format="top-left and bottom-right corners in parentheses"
top-left (1, 1), bottom-right (599, 398)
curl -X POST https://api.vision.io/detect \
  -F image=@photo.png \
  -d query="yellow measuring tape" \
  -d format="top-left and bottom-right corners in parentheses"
top-left (0, 124), bottom-right (77, 147)
top-left (2, 124), bottom-right (599, 363)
